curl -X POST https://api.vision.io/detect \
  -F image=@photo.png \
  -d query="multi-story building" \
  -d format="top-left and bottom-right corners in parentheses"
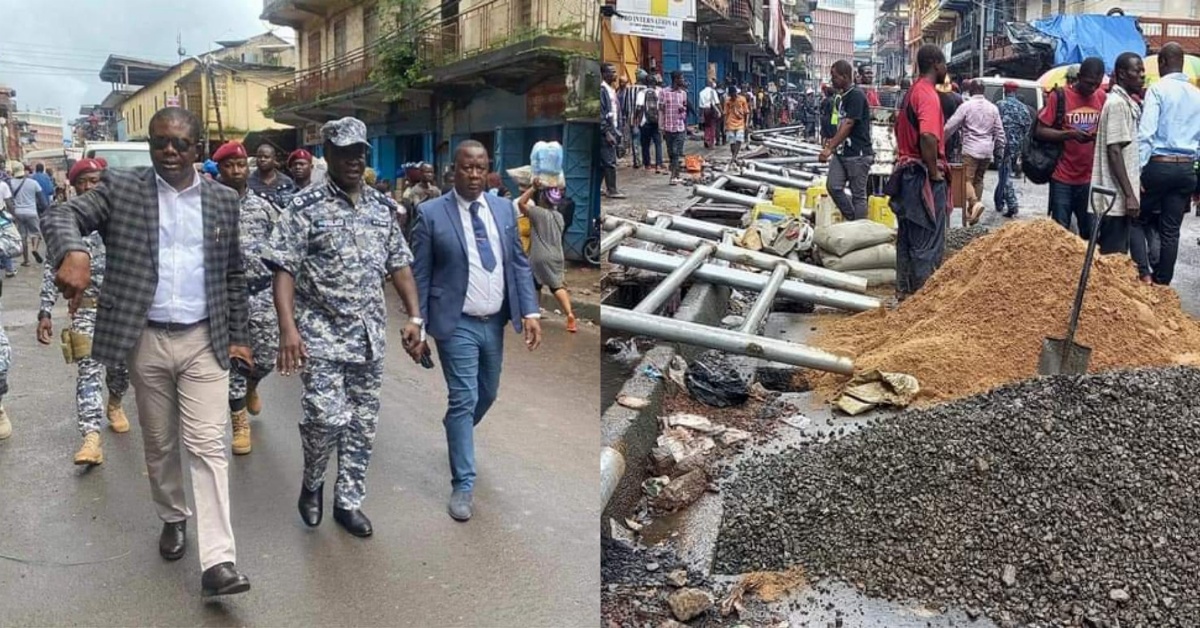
top-left (811, 4), bottom-right (855, 79)
top-left (873, 0), bottom-right (909, 81)
top-left (263, 0), bottom-right (600, 261)
top-left (113, 35), bottom-right (295, 148)
top-left (15, 109), bottom-right (65, 151)
top-left (97, 55), bottom-right (173, 142)
top-left (0, 86), bottom-right (18, 160)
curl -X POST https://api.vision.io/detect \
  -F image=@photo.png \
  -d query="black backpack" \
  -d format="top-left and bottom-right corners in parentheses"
top-left (1021, 87), bottom-right (1066, 185)
top-left (643, 88), bottom-right (660, 125)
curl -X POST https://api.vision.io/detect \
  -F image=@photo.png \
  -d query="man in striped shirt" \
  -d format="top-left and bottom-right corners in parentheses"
top-left (659, 71), bottom-right (692, 185)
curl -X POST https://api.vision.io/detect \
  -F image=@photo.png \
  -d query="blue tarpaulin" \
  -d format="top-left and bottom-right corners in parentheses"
top-left (1031, 15), bottom-right (1147, 73)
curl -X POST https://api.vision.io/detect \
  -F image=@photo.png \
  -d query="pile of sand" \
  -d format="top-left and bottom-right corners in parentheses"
top-left (811, 219), bottom-right (1200, 403)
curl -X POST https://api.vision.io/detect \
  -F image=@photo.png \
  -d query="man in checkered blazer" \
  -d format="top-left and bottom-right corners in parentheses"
top-left (42, 107), bottom-right (253, 597)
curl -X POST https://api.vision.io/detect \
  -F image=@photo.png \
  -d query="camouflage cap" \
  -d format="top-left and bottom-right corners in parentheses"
top-left (321, 117), bottom-right (370, 148)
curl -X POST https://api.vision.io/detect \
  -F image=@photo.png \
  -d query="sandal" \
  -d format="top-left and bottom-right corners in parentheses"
top-left (566, 315), bottom-right (578, 333)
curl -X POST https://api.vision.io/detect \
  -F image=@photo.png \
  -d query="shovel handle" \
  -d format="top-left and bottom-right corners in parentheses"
top-left (1064, 186), bottom-right (1118, 347)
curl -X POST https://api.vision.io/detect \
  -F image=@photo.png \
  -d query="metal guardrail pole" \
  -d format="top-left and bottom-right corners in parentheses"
top-left (739, 263), bottom-right (790, 334)
top-left (722, 173), bottom-right (772, 192)
top-left (642, 212), bottom-right (739, 240)
top-left (632, 243), bottom-right (716, 314)
top-left (692, 185), bottom-right (762, 208)
top-left (602, 307), bottom-right (855, 373)
top-left (749, 162), bottom-right (818, 179)
top-left (611, 246), bottom-right (879, 311)
top-left (715, 242), bottom-right (868, 293)
top-left (763, 139), bottom-right (822, 155)
top-left (738, 169), bottom-right (813, 190)
top-left (709, 176), bottom-right (730, 190)
top-left (757, 156), bottom-right (821, 165)
top-left (749, 124), bottom-right (807, 138)
top-left (600, 223), bottom-right (635, 255)
top-left (601, 446), bottom-right (625, 510)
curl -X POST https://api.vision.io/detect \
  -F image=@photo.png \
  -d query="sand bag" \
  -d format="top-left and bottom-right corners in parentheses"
top-left (820, 243), bottom-right (896, 272)
top-left (814, 219), bottom-right (896, 256)
top-left (846, 268), bottom-right (897, 287)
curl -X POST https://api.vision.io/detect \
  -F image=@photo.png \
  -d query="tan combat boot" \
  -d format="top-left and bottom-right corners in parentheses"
top-left (107, 397), bottom-right (130, 433)
top-left (231, 409), bottom-right (252, 455)
top-left (0, 406), bottom-right (11, 440)
top-left (246, 383), bottom-right (262, 416)
top-left (74, 432), bottom-right (103, 465)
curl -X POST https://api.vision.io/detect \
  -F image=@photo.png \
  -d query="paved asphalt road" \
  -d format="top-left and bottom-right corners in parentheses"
top-left (0, 264), bottom-right (599, 626)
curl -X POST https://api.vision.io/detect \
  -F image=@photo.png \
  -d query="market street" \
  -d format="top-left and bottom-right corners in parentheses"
top-left (0, 267), bottom-right (599, 626)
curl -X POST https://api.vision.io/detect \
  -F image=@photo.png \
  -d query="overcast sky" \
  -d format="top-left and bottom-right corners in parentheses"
top-left (0, 0), bottom-right (292, 134)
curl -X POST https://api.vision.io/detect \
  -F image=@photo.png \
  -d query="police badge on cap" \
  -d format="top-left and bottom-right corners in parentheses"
top-left (321, 117), bottom-right (371, 148)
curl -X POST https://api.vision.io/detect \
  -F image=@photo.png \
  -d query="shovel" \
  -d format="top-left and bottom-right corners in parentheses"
top-left (1038, 185), bottom-right (1118, 376)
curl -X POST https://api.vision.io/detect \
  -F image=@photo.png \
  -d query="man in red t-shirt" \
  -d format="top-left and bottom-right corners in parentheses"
top-left (888, 44), bottom-right (949, 300)
top-left (1035, 56), bottom-right (1107, 238)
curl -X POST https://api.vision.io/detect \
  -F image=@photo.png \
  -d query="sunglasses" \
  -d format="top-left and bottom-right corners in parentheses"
top-left (149, 136), bottom-right (196, 153)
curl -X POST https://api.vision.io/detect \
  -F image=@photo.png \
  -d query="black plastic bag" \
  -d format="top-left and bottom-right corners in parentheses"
top-left (685, 350), bottom-right (750, 408)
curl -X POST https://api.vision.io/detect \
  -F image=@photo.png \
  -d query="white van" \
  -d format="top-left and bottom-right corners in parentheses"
top-left (82, 141), bottom-right (153, 169)
top-left (978, 77), bottom-right (1044, 115)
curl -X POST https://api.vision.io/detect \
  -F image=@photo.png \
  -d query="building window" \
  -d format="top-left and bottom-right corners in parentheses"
top-left (308, 30), bottom-right (322, 68)
top-left (364, 4), bottom-right (381, 47)
top-left (333, 16), bottom-right (347, 58)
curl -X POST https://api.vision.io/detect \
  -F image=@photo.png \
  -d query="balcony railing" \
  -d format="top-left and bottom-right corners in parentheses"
top-left (413, 0), bottom-right (598, 71)
top-left (268, 44), bottom-right (380, 111)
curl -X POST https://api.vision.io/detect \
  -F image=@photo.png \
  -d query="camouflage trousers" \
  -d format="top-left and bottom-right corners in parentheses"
top-left (0, 318), bottom-right (9, 400)
top-left (229, 297), bottom-right (279, 401)
top-left (74, 308), bottom-right (130, 436)
top-left (299, 358), bottom-right (383, 510)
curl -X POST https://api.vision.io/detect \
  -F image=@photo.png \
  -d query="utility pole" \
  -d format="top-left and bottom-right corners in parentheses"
top-left (979, 1), bottom-right (987, 77)
top-left (205, 58), bottom-right (226, 144)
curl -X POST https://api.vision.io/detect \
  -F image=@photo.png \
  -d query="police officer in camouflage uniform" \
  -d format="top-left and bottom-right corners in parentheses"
top-left (214, 142), bottom-right (279, 455)
top-left (995, 81), bottom-right (1034, 218)
top-left (0, 193), bottom-right (23, 441)
top-left (35, 158), bottom-right (131, 464)
top-left (263, 117), bottom-right (424, 537)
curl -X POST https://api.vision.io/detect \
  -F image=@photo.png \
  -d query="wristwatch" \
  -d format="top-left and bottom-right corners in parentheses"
top-left (37, 310), bottom-right (51, 321)
top-left (407, 317), bottom-right (425, 327)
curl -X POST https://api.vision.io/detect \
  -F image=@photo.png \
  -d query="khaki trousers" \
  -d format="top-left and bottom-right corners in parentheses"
top-left (128, 322), bottom-right (235, 571)
top-left (963, 154), bottom-right (990, 208)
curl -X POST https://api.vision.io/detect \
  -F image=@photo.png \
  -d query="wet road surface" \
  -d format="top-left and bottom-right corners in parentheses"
top-left (0, 266), bottom-right (599, 626)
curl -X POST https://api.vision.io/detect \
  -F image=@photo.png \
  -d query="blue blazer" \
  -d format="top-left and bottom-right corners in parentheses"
top-left (410, 191), bottom-right (540, 341)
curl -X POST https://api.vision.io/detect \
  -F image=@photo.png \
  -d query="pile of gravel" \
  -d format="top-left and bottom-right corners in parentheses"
top-left (715, 367), bottom-right (1200, 627)
top-left (946, 225), bottom-right (990, 256)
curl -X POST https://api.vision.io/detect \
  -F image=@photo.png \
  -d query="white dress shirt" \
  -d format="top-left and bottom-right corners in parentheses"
top-left (147, 173), bottom-right (208, 324)
top-left (699, 86), bottom-right (719, 110)
top-left (455, 191), bottom-right (506, 317)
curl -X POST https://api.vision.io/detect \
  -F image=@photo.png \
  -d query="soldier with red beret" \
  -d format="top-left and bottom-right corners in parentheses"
top-left (213, 142), bottom-right (280, 455)
top-left (36, 157), bottom-right (132, 465)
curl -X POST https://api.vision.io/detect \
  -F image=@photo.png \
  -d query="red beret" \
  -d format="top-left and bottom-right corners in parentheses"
top-left (287, 149), bottom-right (313, 165)
top-left (1003, 81), bottom-right (1019, 92)
top-left (68, 158), bottom-right (104, 184)
top-left (94, 158), bottom-right (108, 169)
top-left (212, 142), bottom-right (248, 163)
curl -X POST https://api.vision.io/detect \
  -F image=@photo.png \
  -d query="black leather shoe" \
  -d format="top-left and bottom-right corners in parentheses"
top-left (201, 562), bottom-right (251, 597)
top-left (159, 520), bottom-right (186, 561)
top-left (298, 483), bottom-right (323, 527)
top-left (333, 507), bottom-right (373, 537)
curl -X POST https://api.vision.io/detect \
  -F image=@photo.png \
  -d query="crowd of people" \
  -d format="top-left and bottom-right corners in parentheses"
top-left (601, 40), bottom-right (1200, 304)
top-left (0, 108), bottom-right (566, 597)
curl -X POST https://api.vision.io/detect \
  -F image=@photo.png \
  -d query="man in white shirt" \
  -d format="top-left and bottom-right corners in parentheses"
top-left (1092, 52), bottom-right (1145, 257)
top-left (0, 177), bottom-right (12, 277)
top-left (43, 107), bottom-right (253, 596)
top-left (410, 140), bottom-right (541, 522)
top-left (699, 78), bottom-right (721, 149)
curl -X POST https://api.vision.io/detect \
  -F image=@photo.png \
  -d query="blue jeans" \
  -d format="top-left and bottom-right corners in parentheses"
top-left (1049, 180), bottom-right (1092, 239)
top-left (993, 155), bottom-right (1019, 215)
top-left (0, 256), bottom-right (13, 273)
top-left (435, 315), bottom-right (505, 492)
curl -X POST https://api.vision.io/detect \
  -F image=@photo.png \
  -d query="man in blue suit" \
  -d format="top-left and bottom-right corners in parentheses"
top-left (410, 140), bottom-right (542, 521)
